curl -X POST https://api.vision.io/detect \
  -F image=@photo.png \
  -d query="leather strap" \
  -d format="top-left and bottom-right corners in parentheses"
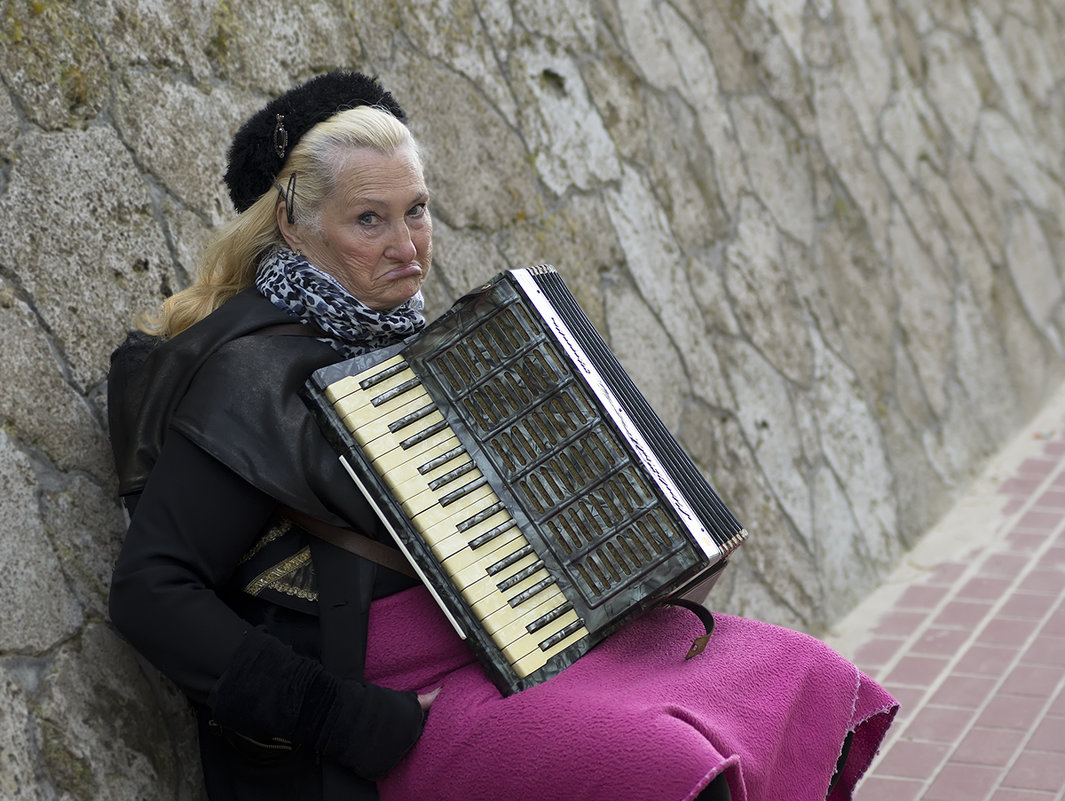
top-left (663, 596), bottom-right (716, 658)
top-left (256, 323), bottom-right (417, 578)
top-left (281, 507), bottom-right (418, 579)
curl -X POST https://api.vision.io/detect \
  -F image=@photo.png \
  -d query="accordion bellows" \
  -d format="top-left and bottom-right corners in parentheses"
top-left (307, 266), bottom-right (748, 694)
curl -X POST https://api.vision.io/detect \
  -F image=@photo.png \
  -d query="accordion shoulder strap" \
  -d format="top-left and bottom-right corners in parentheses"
top-left (280, 507), bottom-right (418, 579)
top-left (662, 597), bottom-right (716, 659)
top-left (255, 319), bottom-right (417, 579)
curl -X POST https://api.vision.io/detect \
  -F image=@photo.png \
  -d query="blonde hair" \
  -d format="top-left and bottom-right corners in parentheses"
top-left (144, 105), bottom-right (419, 338)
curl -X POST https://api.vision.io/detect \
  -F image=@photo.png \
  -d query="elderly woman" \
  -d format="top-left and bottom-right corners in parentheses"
top-left (108, 72), bottom-right (895, 801)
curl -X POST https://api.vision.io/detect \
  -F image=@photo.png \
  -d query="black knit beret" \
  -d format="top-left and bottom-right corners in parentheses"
top-left (224, 71), bottom-right (407, 213)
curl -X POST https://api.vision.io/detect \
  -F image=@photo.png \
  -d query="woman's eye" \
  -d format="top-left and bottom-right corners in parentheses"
top-left (357, 212), bottom-right (378, 225)
top-left (408, 203), bottom-right (427, 218)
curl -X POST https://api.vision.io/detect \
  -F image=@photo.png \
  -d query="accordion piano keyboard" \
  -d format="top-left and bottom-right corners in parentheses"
top-left (325, 354), bottom-right (590, 678)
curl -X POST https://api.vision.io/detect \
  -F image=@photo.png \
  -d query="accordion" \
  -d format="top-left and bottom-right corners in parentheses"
top-left (307, 266), bottom-right (748, 695)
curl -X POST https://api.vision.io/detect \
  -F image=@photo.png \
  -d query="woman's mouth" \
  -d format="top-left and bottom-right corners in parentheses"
top-left (382, 262), bottom-right (424, 281)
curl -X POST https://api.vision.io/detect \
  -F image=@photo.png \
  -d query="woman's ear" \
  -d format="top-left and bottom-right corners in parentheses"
top-left (276, 202), bottom-right (305, 251)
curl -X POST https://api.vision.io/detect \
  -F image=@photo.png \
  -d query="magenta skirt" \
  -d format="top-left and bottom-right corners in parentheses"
top-left (366, 586), bottom-right (896, 801)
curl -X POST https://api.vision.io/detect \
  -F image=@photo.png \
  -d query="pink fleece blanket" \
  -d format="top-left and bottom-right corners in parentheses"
top-left (367, 587), bottom-right (896, 801)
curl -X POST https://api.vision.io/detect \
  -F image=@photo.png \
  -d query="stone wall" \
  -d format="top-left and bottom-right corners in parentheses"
top-left (2, 0), bottom-right (1064, 797)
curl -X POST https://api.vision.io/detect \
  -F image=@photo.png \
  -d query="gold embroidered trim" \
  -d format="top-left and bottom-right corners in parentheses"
top-left (240, 518), bottom-right (293, 565)
top-left (264, 580), bottom-right (318, 602)
top-left (244, 546), bottom-right (315, 598)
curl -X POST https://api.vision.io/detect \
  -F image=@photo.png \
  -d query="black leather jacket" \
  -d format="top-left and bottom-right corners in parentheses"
top-left (107, 288), bottom-right (421, 801)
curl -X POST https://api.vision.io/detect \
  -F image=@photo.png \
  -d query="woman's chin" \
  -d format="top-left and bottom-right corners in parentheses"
top-left (370, 278), bottom-right (426, 311)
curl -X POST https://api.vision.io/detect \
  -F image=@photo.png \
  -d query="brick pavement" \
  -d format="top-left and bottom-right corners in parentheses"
top-left (827, 385), bottom-right (1065, 801)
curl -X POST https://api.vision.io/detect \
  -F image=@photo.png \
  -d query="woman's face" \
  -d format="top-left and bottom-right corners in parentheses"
top-left (292, 146), bottom-right (433, 311)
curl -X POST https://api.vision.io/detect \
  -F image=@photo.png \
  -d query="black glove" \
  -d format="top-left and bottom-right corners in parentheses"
top-left (209, 627), bottom-right (424, 778)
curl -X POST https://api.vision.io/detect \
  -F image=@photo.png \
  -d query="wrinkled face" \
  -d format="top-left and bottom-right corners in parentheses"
top-left (293, 146), bottom-right (433, 311)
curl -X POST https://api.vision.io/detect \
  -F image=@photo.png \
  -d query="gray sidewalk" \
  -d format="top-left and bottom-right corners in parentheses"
top-left (827, 383), bottom-right (1065, 800)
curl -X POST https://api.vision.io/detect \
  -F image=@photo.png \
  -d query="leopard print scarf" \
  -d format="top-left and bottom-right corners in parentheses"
top-left (255, 246), bottom-right (426, 359)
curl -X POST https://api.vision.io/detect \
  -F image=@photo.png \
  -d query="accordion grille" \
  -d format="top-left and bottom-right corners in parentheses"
top-left (419, 299), bottom-right (693, 608)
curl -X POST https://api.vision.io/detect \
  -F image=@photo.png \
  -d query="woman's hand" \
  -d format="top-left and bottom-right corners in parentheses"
top-left (417, 686), bottom-right (442, 713)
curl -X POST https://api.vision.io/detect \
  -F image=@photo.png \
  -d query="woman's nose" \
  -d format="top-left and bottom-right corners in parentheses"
top-left (386, 221), bottom-right (417, 261)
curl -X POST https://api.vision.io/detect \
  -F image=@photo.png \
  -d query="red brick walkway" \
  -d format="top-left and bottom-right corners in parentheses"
top-left (828, 390), bottom-right (1065, 800)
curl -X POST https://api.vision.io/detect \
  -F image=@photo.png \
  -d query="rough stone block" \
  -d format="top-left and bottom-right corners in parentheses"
top-left (38, 624), bottom-right (203, 801)
top-left (0, 278), bottom-right (113, 477)
top-left (0, 670), bottom-right (46, 801)
top-left (0, 431), bottom-right (83, 654)
top-left (0, 2), bottom-right (108, 130)
top-left (0, 127), bottom-right (174, 390)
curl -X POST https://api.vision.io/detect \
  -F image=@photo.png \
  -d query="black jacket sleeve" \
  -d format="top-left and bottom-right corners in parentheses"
top-left (108, 430), bottom-right (424, 778)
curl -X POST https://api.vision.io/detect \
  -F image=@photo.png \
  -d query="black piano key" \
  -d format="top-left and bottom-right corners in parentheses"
top-left (508, 576), bottom-right (554, 607)
top-left (388, 402), bottom-right (438, 433)
top-left (358, 359), bottom-right (410, 390)
top-left (372, 376), bottom-right (423, 406)
top-left (457, 501), bottom-right (506, 532)
top-left (399, 419), bottom-right (449, 448)
top-left (498, 562), bottom-right (546, 593)
top-left (439, 476), bottom-right (488, 506)
top-left (428, 460), bottom-right (477, 491)
top-left (538, 619), bottom-right (585, 651)
top-left (419, 446), bottom-right (467, 474)
top-left (486, 544), bottom-right (534, 575)
top-left (526, 601), bottom-right (574, 634)
top-left (468, 519), bottom-right (516, 549)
